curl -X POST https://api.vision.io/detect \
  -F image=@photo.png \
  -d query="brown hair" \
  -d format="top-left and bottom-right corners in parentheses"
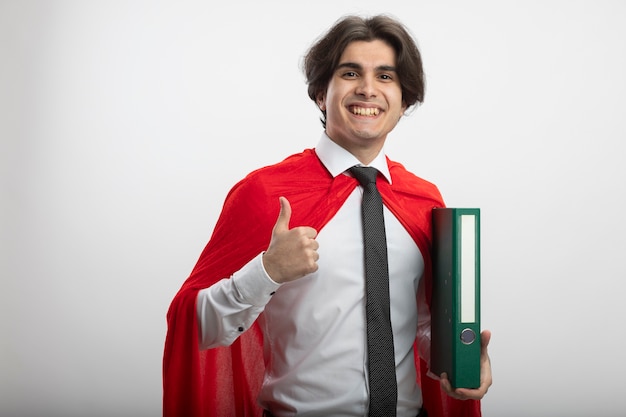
top-left (303, 15), bottom-right (425, 127)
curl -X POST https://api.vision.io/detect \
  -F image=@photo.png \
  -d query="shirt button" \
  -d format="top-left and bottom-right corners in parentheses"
top-left (238, 326), bottom-right (244, 332)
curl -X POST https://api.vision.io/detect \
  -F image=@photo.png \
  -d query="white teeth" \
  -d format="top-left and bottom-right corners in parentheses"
top-left (352, 107), bottom-right (379, 116)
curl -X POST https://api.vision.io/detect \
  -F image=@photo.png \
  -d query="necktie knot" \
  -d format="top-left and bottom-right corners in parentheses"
top-left (350, 166), bottom-right (379, 186)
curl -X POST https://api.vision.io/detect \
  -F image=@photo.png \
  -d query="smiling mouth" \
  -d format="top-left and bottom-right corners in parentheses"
top-left (350, 106), bottom-right (380, 116)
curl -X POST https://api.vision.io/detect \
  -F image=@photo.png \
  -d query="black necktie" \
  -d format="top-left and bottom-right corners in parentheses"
top-left (350, 166), bottom-right (397, 417)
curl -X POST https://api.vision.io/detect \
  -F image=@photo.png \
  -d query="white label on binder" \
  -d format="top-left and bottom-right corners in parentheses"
top-left (460, 214), bottom-right (476, 323)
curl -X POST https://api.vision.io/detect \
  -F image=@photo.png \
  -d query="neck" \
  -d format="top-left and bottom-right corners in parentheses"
top-left (326, 134), bottom-right (385, 166)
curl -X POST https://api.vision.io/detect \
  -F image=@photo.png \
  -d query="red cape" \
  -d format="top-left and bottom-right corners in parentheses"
top-left (163, 149), bottom-right (481, 417)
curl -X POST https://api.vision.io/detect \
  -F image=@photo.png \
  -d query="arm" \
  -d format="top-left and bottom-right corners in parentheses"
top-left (197, 196), bottom-right (319, 349)
top-left (196, 253), bottom-right (280, 349)
top-left (416, 275), bottom-right (432, 362)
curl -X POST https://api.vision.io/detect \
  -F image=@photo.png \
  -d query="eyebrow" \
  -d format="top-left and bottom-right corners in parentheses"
top-left (336, 62), bottom-right (398, 73)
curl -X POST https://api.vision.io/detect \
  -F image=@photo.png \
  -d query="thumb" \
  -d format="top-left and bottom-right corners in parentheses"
top-left (481, 329), bottom-right (492, 353)
top-left (273, 196), bottom-right (292, 233)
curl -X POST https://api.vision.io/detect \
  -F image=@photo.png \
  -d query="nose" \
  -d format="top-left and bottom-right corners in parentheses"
top-left (355, 75), bottom-right (377, 98)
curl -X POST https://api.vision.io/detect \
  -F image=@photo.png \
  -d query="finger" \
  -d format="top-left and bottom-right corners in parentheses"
top-left (439, 373), bottom-right (454, 394)
top-left (440, 373), bottom-right (478, 400)
top-left (300, 226), bottom-right (319, 240)
top-left (454, 385), bottom-right (487, 400)
top-left (273, 196), bottom-right (292, 233)
top-left (481, 329), bottom-right (492, 351)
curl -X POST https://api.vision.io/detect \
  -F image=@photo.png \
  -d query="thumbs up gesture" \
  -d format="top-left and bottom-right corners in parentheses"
top-left (262, 197), bottom-right (319, 283)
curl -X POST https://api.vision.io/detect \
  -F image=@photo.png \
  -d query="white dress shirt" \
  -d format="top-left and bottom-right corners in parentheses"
top-left (196, 133), bottom-right (426, 416)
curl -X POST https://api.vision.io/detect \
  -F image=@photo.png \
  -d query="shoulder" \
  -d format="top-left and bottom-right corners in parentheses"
top-left (212, 151), bottom-right (320, 246)
top-left (231, 148), bottom-right (324, 195)
top-left (222, 148), bottom-right (327, 212)
top-left (386, 157), bottom-right (444, 204)
top-left (246, 148), bottom-right (320, 179)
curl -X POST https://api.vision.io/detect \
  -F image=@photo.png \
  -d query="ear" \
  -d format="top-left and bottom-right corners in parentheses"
top-left (399, 100), bottom-right (408, 119)
top-left (316, 92), bottom-right (326, 111)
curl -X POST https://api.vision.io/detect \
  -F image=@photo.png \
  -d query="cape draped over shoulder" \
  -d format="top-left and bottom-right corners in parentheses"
top-left (163, 148), bottom-right (481, 417)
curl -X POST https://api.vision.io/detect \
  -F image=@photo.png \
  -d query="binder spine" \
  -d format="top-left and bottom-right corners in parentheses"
top-left (431, 208), bottom-right (481, 389)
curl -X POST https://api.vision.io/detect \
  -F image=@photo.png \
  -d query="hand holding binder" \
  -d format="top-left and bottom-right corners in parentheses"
top-left (440, 330), bottom-right (492, 400)
top-left (431, 208), bottom-right (488, 390)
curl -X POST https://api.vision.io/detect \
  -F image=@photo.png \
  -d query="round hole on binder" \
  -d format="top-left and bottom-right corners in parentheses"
top-left (460, 328), bottom-right (476, 345)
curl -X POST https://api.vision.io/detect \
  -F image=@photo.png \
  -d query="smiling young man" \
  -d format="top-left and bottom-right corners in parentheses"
top-left (163, 15), bottom-right (492, 417)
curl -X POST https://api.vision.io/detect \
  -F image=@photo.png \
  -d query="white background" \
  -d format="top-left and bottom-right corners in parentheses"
top-left (2, 1), bottom-right (625, 416)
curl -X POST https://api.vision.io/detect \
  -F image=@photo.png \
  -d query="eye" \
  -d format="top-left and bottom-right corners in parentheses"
top-left (342, 71), bottom-right (358, 78)
top-left (379, 73), bottom-right (393, 81)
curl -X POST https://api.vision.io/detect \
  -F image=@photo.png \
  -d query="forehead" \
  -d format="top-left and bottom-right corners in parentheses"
top-left (339, 39), bottom-right (397, 66)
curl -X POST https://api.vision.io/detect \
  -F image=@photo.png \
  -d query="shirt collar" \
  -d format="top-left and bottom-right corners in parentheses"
top-left (315, 132), bottom-right (392, 184)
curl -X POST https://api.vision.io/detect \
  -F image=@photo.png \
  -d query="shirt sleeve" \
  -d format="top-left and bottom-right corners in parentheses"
top-left (196, 252), bottom-right (281, 349)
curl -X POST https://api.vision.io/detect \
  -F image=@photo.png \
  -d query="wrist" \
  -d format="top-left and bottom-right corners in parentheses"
top-left (261, 251), bottom-right (283, 284)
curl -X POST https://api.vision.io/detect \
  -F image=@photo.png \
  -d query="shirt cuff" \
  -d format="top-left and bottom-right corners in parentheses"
top-left (232, 252), bottom-right (281, 307)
